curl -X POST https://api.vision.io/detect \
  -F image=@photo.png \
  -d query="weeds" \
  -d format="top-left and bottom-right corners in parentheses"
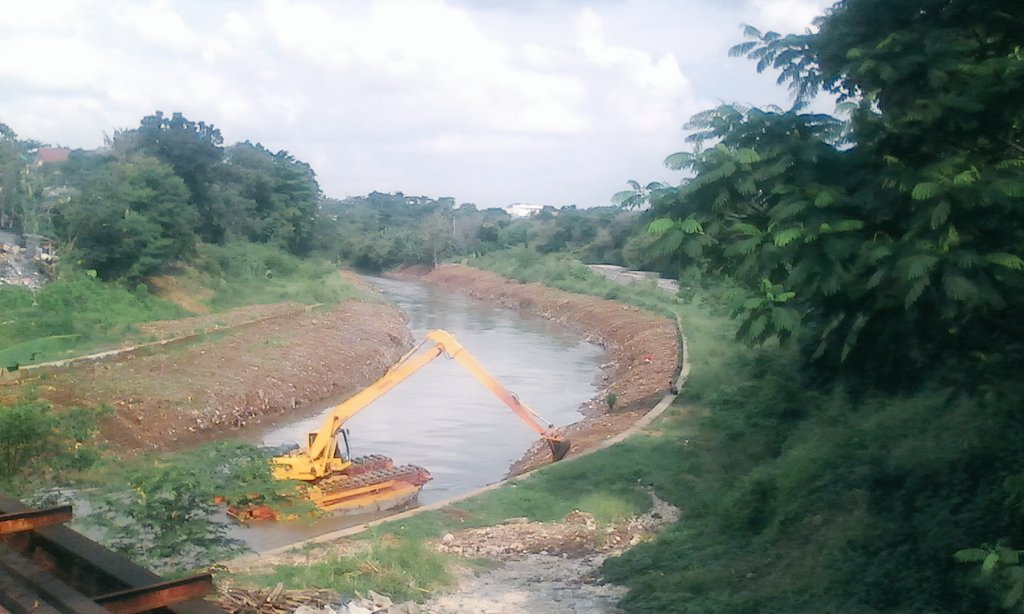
top-left (0, 241), bottom-right (368, 368)
top-left (240, 539), bottom-right (453, 602)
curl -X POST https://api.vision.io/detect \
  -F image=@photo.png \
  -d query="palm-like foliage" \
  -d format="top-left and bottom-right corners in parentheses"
top-left (647, 0), bottom-right (1024, 385)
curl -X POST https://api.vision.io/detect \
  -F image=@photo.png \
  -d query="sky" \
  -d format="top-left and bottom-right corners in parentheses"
top-left (0, 0), bottom-right (834, 209)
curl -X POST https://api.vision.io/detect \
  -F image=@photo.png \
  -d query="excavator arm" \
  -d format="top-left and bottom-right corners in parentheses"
top-left (272, 329), bottom-right (570, 481)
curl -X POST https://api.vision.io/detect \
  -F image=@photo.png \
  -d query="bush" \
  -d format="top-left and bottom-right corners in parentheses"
top-left (195, 242), bottom-right (363, 309)
top-left (0, 397), bottom-right (106, 493)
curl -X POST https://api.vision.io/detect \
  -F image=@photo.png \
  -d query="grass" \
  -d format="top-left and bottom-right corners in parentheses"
top-left (240, 539), bottom-right (455, 602)
top-left (0, 241), bottom-right (369, 368)
top-left (0, 276), bottom-right (188, 368)
top-left (469, 246), bottom-right (684, 318)
top-left (194, 242), bottom-right (369, 309)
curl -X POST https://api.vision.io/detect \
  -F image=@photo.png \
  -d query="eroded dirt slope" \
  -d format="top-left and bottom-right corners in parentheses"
top-left (10, 300), bottom-right (412, 452)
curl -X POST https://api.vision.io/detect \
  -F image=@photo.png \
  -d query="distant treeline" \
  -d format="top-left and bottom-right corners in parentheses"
top-left (0, 114), bottom-right (667, 281)
top-left (318, 191), bottom-right (663, 273)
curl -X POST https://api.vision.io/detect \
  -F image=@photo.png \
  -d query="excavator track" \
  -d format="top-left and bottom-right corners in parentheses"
top-left (227, 456), bottom-right (431, 521)
top-left (316, 463), bottom-right (431, 494)
top-left (308, 460), bottom-right (431, 514)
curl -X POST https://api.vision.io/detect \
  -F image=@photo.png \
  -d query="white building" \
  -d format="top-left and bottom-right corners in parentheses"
top-left (504, 203), bottom-right (546, 218)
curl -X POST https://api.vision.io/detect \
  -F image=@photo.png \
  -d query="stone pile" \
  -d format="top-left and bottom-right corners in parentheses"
top-left (0, 233), bottom-right (54, 289)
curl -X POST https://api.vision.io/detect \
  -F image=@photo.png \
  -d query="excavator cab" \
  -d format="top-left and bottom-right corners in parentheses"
top-left (337, 428), bottom-right (351, 461)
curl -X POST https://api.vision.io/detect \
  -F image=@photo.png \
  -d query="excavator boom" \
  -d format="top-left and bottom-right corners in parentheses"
top-left (272, 329), bottom-right (570, 486)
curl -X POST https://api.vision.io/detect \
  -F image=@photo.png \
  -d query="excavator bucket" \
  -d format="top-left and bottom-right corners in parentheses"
top-left (548, 438), bottom-right (571, 461)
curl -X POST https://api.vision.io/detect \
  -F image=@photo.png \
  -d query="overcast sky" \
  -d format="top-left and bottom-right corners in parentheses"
top-left (0, 0), bottom-right (834, 208)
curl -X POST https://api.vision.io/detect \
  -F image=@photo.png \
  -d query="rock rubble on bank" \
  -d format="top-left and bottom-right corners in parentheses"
top-left (0, 231), bottom-right (55, 289)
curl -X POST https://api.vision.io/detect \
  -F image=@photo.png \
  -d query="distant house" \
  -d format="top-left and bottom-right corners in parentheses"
top-left (505, 203), bottom-right (545, 218)
top-left (32, 147), bottom-right (71, 167)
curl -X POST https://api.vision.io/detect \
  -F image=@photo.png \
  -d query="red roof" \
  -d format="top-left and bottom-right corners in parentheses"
top-left (34, 147), bottom-right (71, 165)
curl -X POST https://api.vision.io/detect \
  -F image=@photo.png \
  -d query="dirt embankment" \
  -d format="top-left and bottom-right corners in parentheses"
top-left (411, 264), bottom-right (680, 474)
top-left (9, 299), bottom-right (412, 453)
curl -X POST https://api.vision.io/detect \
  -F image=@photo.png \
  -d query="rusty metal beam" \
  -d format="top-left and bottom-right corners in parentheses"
top-left (93, 574), bottom-right (214, 614)
top-left (0, 495), bottom-right (222, 614)
top-left (0, 505), bottom-right (73, 535)
top-left (0, 545), bottom-right (109, 614)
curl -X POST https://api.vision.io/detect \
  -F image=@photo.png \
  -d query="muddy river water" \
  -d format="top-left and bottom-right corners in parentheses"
top-left (230, 276), bottom-right (606, 551)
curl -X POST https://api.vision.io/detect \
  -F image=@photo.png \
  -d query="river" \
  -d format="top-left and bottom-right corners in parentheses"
top-left (231, 276), bottom-right (606, 551)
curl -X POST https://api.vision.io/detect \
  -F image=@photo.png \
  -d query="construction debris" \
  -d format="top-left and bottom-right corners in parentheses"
top-left (216, 583), bottom-right (421, 614)
top-left (0, 231), bottom-right (55, 289)
top-left (217, 583), bottom-right (341, 614)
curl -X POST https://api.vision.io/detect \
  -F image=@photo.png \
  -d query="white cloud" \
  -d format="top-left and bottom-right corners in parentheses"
top-left (749, 0), bottom-right (826, 34)
top-left (576, 8), bottom-right (696, 132)
top-left (0, 36), bottom-right (105, 90)
top-left (118, 0), bottom-right (200, 52)
top-left (0, 0), bottom-right (834, 207)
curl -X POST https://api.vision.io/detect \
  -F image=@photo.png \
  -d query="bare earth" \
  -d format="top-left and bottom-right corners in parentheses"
top-left (8, 299), bottom-right (412, 452)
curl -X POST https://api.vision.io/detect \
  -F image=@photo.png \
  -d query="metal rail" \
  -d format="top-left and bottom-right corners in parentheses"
top-left (0, 494), bottom-right (222, 614)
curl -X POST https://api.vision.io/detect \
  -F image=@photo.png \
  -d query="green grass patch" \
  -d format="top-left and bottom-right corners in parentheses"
top-left (0, 276), bottom-right (187, 367)
top-left (194, 242), bottom-right (368, 309)
top-left (468, 247), bottom-right (683, 318)
top-left (239, 539), bottom-right (454, 602)
top-left (1, 241), bottom-right (372, 368)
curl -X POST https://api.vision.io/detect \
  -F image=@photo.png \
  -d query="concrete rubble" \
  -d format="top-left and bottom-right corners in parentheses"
top-left (0, 230), bottom-right (55, 289)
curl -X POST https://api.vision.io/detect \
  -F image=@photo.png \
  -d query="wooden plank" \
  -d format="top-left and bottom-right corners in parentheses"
top-left (94, 575), bottom-right (214, 614)
top-left (0, 505), bottom-right (72, 535)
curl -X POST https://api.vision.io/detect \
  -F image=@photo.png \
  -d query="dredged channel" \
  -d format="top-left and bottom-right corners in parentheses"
top-left (229, 276), bottom-right (606, 551)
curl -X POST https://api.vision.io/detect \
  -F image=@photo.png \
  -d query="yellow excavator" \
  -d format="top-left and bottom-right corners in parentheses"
top-left (232, 329), bottom-right (570, 520)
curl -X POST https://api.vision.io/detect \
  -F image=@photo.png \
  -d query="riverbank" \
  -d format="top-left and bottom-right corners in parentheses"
top-left (410, 264), bottom-right (679, 474)
top-left (3, 298), bottom-right (412, 453)
top-left (6, 264), bottom-right (676, 460)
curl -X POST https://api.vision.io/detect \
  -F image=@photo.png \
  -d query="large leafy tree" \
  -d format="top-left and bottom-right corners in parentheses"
top-left (115, 111), bottom-right (225, 242)
top-left (57, 157), bottom-right (196, 280)
top-left (216, 142), bottom-right (321, 254)
top-left (644, 0), bottom-right (1024, 384)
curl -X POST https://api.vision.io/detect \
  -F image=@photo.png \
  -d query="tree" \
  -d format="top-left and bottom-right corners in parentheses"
top-left (0, 122), bottom-right (31, 232)
top-left (643, 0), bottom-right (1024, 384)
top-left (116, 111), bottom-right (225, 242)
top-left (0, 398), bottom-right (105, 493)
top-left (85, 441), bottom-right (307, 574)
top-left (57, 157), bottom-right (196, 280)
top-left (216, 142), bottom-right (321, 254)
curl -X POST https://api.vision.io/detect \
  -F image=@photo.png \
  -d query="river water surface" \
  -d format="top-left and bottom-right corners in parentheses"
top-left (232, 276), bottom-right (606, 550)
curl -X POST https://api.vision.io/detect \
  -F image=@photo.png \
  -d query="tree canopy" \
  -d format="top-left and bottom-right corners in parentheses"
top-left (642, 0), bottom-right (1024, 385)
